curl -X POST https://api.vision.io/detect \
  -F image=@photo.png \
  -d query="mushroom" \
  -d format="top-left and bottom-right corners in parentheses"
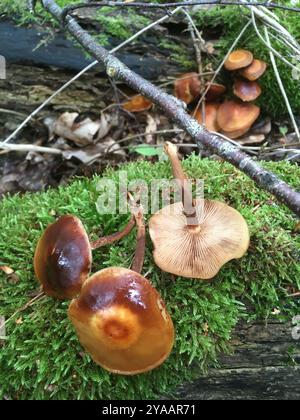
top-left (194, 103), bottom-right (220, 132)
top-left (122, 94), bottom-right (152, 112)
top-left (224, 50), bottom-right (253, 71)
top-left (174, 72), bottom-right (201, 104)
top-left (205, 83), bottom-right (226, 102)
top-left (149, 142), bottom-right (249, 279)
top-left (68, 204), bottom-right (175, 375)
top-left (239, 59), bottom-right (267, 81)
top-left (233, 79), bottom-right (262, 102)
top-left (217, 100), bottom-right (260, 139)
top-left (34, 214), bottom-right (135, 299)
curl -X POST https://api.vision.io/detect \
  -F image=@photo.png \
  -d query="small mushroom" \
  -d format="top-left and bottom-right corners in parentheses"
top-left (217, 100), bottom-right (260, 138)
top-left (34, 215), bottom-right (135, 299)
top-left (205, 83), bottom-right (226, 101)
top-left (194, 103), bottom-right (220, 132)
top-left (68, 205), bottom-right (174, 374)
top-left (122, 95), bottom-right (152, 112)
top-left (224, 50), bottom-right (253, 71)
top-left (233, 79), bottom-right (261, 102)
top-left (239, 59), bottom-right (267, 81)
top-left (149, 142), bottom-right (249, 279)
top-left (174, 72), bottom-right (201, 104)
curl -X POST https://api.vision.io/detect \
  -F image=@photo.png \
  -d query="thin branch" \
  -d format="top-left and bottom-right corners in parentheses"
top-left (0, 142), bottom-right (63, 155)
top-left (263, 25), bottom-right (300, 141)
top-left (40, 0), bottom-right (300, 217)
top-left (60, 1), bottom-right (300, 23)
top-left (251, 13), bottom-right (300, 73)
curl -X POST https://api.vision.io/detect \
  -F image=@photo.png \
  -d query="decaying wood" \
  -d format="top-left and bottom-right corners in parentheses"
top-left (40, 0), bottom-right (300, 217)
top-left (175, 321), bottom-right (300, 400)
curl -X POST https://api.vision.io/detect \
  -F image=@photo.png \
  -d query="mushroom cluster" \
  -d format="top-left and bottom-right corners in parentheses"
top-left (34, 199), bottom-right (174, 375)
top-left (69, 206), bottom-right (174, 375)
top-left (174, 50), bottom-right (267, 139)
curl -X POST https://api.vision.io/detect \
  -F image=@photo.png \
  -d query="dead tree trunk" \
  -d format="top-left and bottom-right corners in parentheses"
top-left (175, 321), bottom-right (300, 400)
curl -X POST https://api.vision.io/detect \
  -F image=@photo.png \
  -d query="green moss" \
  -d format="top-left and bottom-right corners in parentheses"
top-left (194, 4), bottom-right (300, 118)
top-left (158, 41), bottom-right (195, 69)
top-left (0, 157), bottom-right (299, 399)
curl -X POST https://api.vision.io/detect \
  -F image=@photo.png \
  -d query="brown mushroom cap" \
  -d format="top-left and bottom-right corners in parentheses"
top-left (224, 50), bottom-right (253, 71)
top-left (221, 126), bottom-right (252, 139)
top-left (122, 95), bottom-right (152, 112)
top-left (239, 59), bottom-right (267, 81)
top-left (149, 199), bottom-right (249, 279)
top-left (205, 83), bottom-right (226, 101)
top-left (34, 215), bottom-right (92, 299)
top-left (233, 79), bottom-right (261, 102)
top-left (174, 72), bottom-right (201, 104)
top-left (68, 267), bottom-right (175, 374)
top-left (217, 100), bottom-right (260, 133)
top-left (194, 103), bottom-right (220, 132)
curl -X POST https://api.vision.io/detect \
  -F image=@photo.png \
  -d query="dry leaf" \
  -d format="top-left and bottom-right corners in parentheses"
top-left (63, 139), bottom-right (124, 164)
top-left (271, 308), bottom-right (281, 315)
top-left (122, 95), bottom-right (153, 113)
top-left (53, 112), bottom-right (111, 146)
top-left (0, 266), bottom-right (14, 275)
top-left (236, 134), bottom-right (265, 146)
top-left (145, 114), bottom-right (158, 144)
top-left (16, 317), bottom-right (23, 325)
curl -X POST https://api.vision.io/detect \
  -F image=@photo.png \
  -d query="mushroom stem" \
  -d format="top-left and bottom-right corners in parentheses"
top-left (131, 208), bottom-right (146, 275)
top-left (164, 142), bottom-right (199, 226)
top-left (90, 216), bottom-right (135, 250)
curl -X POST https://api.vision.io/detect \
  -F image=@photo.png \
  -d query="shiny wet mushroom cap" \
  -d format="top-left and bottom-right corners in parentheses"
top-left (233, 79), bottom-right (262, 102)
top-left (205, 83), bottom-right (226, 101)
top-left (68, 206), bottom-right (174, 375)
top-left (239, 59), bottom-right (267, 81)
top-left (34, 215), bottom-right (92, 300)
top-left (68, 267), bottom-right (174, 374)
top-left (34, 214), bottom-right (135, 300)
top-left (194, 102), bottom-right (220, 132)
top-left (174, 72), bottom-right (201, 104)
top-left (217, 100), bottom-right (260, 135)
top-left (224, 50), bottom-right (253, 71)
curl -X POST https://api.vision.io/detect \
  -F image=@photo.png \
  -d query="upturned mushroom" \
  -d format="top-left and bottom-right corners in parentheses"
top-left (34, 214), bottom-right (135, 299)
top-left (233, 79), bottom-right (262, 102)
top-left (217, 100), bottom-right (260, 139)
top-left (224, 49), bottom-right (253, 71)
top-left (149, 142), bottom-right (249, 279)
top-left (174, 72), bottom-right (201, 104)
top-left (239, 59), bottom-right (267, 81)
top-left (68, 204), bottom-right (175, 375)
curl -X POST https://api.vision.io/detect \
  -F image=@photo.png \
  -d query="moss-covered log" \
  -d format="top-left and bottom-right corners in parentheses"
top-left (0, 157), bottom-right (299, 400)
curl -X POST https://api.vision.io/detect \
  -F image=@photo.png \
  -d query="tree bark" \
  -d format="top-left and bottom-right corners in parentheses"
top-left (175, 321), bottom-right (300, 400)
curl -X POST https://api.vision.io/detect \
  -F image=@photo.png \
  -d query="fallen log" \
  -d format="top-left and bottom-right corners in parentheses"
top-left (175, 321), bottom-right (300, 400)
